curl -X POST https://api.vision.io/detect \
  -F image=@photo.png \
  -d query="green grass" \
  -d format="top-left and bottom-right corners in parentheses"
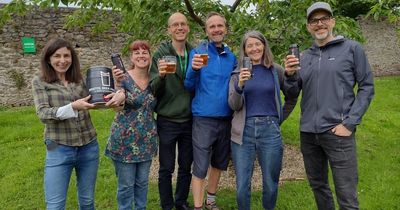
top-left (0, 76), bottom-right (399, 209)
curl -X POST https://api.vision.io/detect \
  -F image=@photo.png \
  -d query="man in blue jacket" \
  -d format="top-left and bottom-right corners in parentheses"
top-left (284, 2), bottom-right (374, 210)
top-left (184, 12), bottom-right (237, 210)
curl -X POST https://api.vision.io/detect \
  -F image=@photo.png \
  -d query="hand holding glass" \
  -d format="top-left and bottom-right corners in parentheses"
top-left (288, 44), bottom-right (300, 68)
top-left (243, 56), bottom-right (253, 79)
top-left (197, 40), bottom-right (209, 67)
top-left (162, 56), bottom-right (176, 74)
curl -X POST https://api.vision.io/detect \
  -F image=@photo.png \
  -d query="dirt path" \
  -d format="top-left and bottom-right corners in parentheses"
top-left (148, 144), bottom-right (305, 190)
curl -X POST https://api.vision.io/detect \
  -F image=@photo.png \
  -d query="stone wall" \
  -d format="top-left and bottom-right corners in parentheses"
top-left (0, 5), bottom-right (399, 106)
top-left (0, 5), bottom-right (129, 106)
top-left (359, 18), bottom-right (400, 76)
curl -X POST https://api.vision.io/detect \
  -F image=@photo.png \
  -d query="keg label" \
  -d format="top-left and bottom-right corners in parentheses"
top-left (101, 72), bottom-right (111, 87)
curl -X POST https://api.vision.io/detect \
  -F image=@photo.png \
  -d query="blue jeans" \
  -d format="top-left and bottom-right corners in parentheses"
top-left (44, 139), bottom-right (99, 210)
top-left (231, 117), bottom-right (283, 210)
top-left (301, 131), bottom-right (359, 210)
top-left (157, 116), bottom-right (193, 209)
top-left (113, 160), bottom-right (152, 210)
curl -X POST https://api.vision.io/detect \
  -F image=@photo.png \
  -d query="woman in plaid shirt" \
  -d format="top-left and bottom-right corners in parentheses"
top-left (32, 38), bottom-right (99, 210)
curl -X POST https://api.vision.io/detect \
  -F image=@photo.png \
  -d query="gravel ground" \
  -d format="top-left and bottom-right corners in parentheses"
top-left (148, 144), bottom-right (305, 190)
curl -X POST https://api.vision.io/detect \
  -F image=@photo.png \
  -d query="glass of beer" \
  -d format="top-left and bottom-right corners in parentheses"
top-left (197, 40), bottom-right (208, 66)
top-left (200, 54), bottom-right (208, 66)
top-left (163, 56), bottom-right (177, 74)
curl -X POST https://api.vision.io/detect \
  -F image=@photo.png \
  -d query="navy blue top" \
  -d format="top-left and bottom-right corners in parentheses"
top-left (237, 64), bottom-right (278, 118)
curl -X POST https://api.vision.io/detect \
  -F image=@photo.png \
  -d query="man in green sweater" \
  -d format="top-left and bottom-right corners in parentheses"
top-left (150, 12), bottom-right (193, 210)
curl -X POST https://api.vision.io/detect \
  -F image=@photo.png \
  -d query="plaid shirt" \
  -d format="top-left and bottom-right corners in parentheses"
top-left (32, 76), bottom-right (97, 146)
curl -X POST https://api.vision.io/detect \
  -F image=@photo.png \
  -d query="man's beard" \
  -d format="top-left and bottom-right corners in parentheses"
top-left (314, 30), bottom-right (331, 41)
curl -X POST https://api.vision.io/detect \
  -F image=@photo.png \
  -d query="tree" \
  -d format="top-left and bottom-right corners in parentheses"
top-left (1, 0), bottom-right (399, 60)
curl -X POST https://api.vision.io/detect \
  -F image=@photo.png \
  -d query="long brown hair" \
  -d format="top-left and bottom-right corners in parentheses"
top-left (40, 38), bottom-right (82, 83)
top-left (238, 30), bottom-right (274, 69)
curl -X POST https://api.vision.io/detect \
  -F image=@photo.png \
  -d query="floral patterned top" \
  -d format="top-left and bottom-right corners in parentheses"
top-left (105, 75), bottom-right (158, 163)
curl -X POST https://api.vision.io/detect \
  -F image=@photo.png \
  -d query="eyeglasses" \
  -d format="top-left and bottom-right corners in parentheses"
top-left (169, 22), bottom-right (188, 29)
top-left (308, 16), bottom-right (332, 26)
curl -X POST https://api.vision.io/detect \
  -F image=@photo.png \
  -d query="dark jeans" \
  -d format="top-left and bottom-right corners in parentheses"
top-left (301, 131), bottom-right (359, 210)
top-left (157, 116), bottom-right (193, 210)
top-left (192, 116), bottom-right (231, 179)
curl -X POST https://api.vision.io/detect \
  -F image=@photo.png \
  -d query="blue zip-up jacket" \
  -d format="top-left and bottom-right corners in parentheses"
top-left (184, 41), bottom-right (237, 117)
top-left (285, 36), bottom-right (374, 133)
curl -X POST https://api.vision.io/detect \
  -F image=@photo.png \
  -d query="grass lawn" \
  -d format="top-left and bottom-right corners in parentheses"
top-left (0, 76), bottom-right (399, 210)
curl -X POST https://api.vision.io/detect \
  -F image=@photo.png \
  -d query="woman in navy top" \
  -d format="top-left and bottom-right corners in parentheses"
top-left (228, 30), bottom-right (297, 210)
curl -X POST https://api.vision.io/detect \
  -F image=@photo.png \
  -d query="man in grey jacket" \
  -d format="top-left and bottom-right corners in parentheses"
top-left (284, 2), bottom-right (374, 210)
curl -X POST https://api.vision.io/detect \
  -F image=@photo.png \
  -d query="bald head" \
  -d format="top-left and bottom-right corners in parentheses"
top-left (167, 12), bottom-right (190, 43)
top-left (168, 12), bottom-right (187, 26)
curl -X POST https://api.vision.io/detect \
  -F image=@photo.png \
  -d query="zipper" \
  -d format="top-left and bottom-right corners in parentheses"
top-left (217, 48), bottom-right (221, 72)
top-left (341, 87), bottom-right (344, 121)
top-left (315, 49), bottom-right (322, 132)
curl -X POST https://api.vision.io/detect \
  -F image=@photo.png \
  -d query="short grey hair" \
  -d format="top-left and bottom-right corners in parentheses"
top-left (205, 11), bottom-right (227, 26)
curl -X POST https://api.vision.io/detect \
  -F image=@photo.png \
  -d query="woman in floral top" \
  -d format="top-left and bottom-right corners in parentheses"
top-left (105, 40), bottom-right (158, 210)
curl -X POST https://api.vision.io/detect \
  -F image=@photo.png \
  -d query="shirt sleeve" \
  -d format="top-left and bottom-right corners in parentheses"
top-left (32, 77), bottom-right (59, 123)
top-left (56, 103), bottom-right (78, 120)
top-left (184, 49), bottom-right (200, 92)
top-left (342, 42), bottom-right (375, 131)
top-left (275, 64), bottom-right (298, 121)
top-left (149, 51), bottom-right (166, 97)
top-left (228, 73), bottom-right (244, 111)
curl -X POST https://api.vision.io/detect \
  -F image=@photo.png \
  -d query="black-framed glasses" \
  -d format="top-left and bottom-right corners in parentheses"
top-left (308, 16), bottom-right (332, 26)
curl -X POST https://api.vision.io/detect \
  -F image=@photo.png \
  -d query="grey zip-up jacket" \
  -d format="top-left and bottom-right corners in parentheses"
top-left (285, 36), bottom-right (374, 133)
